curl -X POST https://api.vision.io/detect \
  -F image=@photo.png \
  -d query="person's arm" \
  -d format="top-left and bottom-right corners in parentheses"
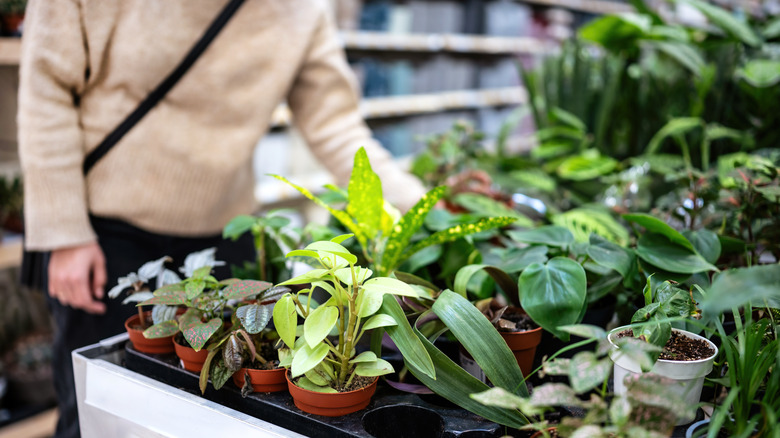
top-left (285, 5), bottom-right (426, 211)
top-left (18, 0), bottom-right (106, 313)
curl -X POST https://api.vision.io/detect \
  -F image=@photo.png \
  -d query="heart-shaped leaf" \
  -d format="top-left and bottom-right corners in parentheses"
top-left (182, 318), bottom-right (223, 351)
top-left (636, 233), bottom-right (716, 274)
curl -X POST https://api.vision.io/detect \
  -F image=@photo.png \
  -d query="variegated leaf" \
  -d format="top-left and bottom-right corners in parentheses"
top-left (222, 280), bottom-right (273, 300)
top-left (142, 319), bottom-right (179, 339)
top-left (236, 303), bottom-right (274, 334)
top-left (346, 147), bottom-right (384, 240)
top-left (182, 318), bottom-right (223, 351)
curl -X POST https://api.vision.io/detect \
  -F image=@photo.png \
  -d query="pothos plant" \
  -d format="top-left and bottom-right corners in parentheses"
top-left (271, 237), bottom-right (423, 392)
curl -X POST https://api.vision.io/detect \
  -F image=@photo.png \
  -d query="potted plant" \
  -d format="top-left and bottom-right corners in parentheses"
top-left (607, 279), bottom-right (717, 426)
top-left (0, 0), bottom-right (25, 36)
top-left (271, 237), bottom-right (422, 416)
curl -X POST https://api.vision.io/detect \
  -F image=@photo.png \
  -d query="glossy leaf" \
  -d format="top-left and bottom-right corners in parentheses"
top-left (295, 376), bottom-right (337, 393)
top-left (334, 267), bottom-right (372, 286)
top-left (587, 234), bottom-right (635, 279)
top-left (346, 147), bottom-right (384, 240)
top-left (636, 233), bottom-right (716, 274)
top-left (356, 287), bottom-right (384, 318)
top-left (362, 314), bottom-right (397, 331)
top-left (362, 277), bottom-right (418, 298)
top-left (303, 305), bottom-right (338, 348)
top-left (223, 334), bottom-right (244, 373)
top-left (380, 186), bottom-right (447, 276)
top-left (518, 257), bottom-right (587, 341)
top-left (291, 342), bottom-right (330, 378)
top-left (272, 295), bottom-right (298, 348)
top-left (454, 264), bottom-right (518, 303)
top-left (508, 225), bottom-right (574, 249)
top-left (355, 358), bottom-right (394, 377)
top-left (683, 229), bottom-right (721, 265)
top-left (222, 280), bottom-right (272, 300)
top-left (379, 295), bottom-right (435, 379)
top-left (623, 213), bottom-right (695, 251)
top-left (236, 303), bottom-right (273, 334)
top-left (350, 351), bottom-right (378, 364)
top-left (432, 290), bottom-right (529, 396)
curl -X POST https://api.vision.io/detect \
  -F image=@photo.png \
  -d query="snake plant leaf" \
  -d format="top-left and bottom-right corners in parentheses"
top-left (303, 305), bottom-right (338, 348)
top-left (518, 257), bottom-right (587, 341)
top-left (142, 319), bottom-right (179, 339)
top-left (454, 264), bottom-right (519, 304)
top-left (432, 290), bottom-right (529, 397)
top-left (623, 213), bottom-right (695, 251)
top-left (568, 351), bottom-right (612, 393)
top-left (380, 296), bottom-right (533, 427)
top-left (138, 291), bottom-right (188, 307)
top-left (379, 186), bottom-right (447, 276)
top-left (355, 358), bottom-right (394, 377)
top-left (182, 318), bottom-right (223, 351)
top-left (401, 216), bottom-right (517, 266)
top-left (295, 376), bottom-right (338, 393)
top-left (587, 234), bottom-right (635, 279)
top-left (682, 0), bottom-right (761, 47)
top-left (636, 233), bottom-right (717, 274)
top-left (236, 303), bottom-right (274, 334)
top-left (508, 225), bottom-right (574, 250)
top-left (272, 294), bottom-right (298, 348)
top-left (346, 147), bottom-right (384, 240)
top-left (291, 342), bottom-right (330, 378)
top-left (222, 280), bottom-right (272, 300)
top-left (271, 174), bottom-right (367, 248)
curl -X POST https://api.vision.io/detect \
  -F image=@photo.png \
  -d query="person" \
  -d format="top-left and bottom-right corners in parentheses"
top-left (17, 1), bottom-right (425, 437)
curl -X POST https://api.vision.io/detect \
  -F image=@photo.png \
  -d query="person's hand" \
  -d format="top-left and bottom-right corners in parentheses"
top-left (48, 242), bottom-right (107, 314)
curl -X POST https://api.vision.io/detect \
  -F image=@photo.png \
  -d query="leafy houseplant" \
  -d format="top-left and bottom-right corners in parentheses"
top-left (271, 237), bottom-right (423, 415)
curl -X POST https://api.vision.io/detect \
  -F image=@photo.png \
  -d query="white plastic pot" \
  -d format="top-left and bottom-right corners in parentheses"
top-left (608, 326), bottom-right (718, 426)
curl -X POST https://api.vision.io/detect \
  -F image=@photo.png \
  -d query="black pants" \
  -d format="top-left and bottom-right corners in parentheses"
top-left (47, 216), bottom-right (254, 438)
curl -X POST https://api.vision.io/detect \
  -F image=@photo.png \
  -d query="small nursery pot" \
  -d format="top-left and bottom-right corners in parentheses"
top-left (286, 372), bottom-right (378, 417)
top-left (232, 367), bottom-right (287, 393)
top-left (124, 313), bottom-right (176, 354)
top-left (608, 326), bottom-right (718, 426)
top-left (173, 337), bottom-right (209, 372)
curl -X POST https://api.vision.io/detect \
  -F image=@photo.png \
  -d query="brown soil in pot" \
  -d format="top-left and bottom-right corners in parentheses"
top-left (248, 342), bottom-right (280, 370)
top-left (615, 330), bottom-right (715, 360)
top-left (497, 307), bottom-right (538, 332)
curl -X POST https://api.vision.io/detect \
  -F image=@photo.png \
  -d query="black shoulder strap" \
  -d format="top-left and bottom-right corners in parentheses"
top-left (82, 0), bottom-right (246, 175)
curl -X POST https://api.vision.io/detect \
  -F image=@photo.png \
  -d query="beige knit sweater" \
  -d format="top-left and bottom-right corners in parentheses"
top-left (18, 0), bottom-right (424, 251)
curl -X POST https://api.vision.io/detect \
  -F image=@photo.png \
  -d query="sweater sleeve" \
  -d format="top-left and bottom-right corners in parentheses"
top-left (17, 0), bottom-right (96, 250)
top-left (285, 6), bottom-right (426, 212)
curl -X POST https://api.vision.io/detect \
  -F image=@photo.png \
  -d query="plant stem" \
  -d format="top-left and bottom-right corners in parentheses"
top-left (254, 227), bottom-right (267, 281)
top-left (138, 305), bottom-right (147, 329)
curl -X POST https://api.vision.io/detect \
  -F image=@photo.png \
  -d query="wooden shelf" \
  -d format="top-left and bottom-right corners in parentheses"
top-left (339, 30), bottom-right (555, 55)
top-left (0, 37), bottom-right (21, 66)
top-left (519, 0), bottom-right (633, 15)
top-left (271, 86), bottom-right (528, 126)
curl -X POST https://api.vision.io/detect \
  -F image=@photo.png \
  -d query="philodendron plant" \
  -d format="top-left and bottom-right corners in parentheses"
top-left (271, 237), bottom-right (423, 392)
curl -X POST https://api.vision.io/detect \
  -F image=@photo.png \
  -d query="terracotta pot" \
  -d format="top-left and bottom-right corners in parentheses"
top-left (124, 313), bottom-right (176, 354)
top-left (232, 367), bottom-right (287, 393)
top-left (500, 326), bottom-right (543, 378)
top-left (286, 372), bottom-right (378, 416)
top-left (173, 337), bottom-right (209, 372)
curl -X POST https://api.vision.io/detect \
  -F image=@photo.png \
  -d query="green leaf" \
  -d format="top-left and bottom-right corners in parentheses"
top-left (380, 186), bottom-right (447, 276)
top-left (334, 267), bottom-right (373, 286)
top-left (623, 213), bottom-right (695, 251)
top-left (556, 153), bottom-right (618, 181)
top-left (222, 215), bottom-right (256, 240)
top-left (645, 117), bottom-right (702, 155)
top-left (682, 229), bottom-right (721, 265)
top-left (356, 287), bottom-right (384, 318)
top-left (518, 257), bottom-right (587, 341)
top-left (350, 351), bottom-right (378, 364)
top-left (362, 277), bottom-right (418, 297)
top-left (451, 193), bottom-right (534, 227)
top-left (236, 304), bottom-right (273, 334)
top-left (682, 0), bottom-right (761, 47)
top-left (306, 240), bottom-right (357, 266)
top-left (303, 305), bottom-right (338, 348)
top-left (552, 208), bottom-right (629, 246)
top-left (529, 383), bottom-right (585, 407)
top-left (432, 291), bottom-right (529, 396)
top-left (636, 233), bottom-right (717, 274)
top-left (221, 280), bottom-right (272, 300)
top-left (700, 265), bottom-right (780, 319)
top-left (294, 376), bottom-right (338, 393)
top-left (291, 342), bottom-right (330, 378)
top-left (277, 268), bottom-right (329, 286)
top-left (199, 349), bottom-right (219, 394)
top-left (651, 41), bottom-right (705, 76)
top-left (558, 324), bottom-right (607, 340)
top-left (185, 280), bottom-right (206, 300)
top-left (587, 234), bottom-right (635, 279)
top-left (362, 314), bottom-right (397, 331)
top-left (355, 358), bottom-right (394, 377)
top-left (400, 217), bottom-right (516, 266)
top-left (736, 59), bottom-right (780, 88)
top-left (579, 13), bottom-right (651, 51)
top-left (469, 387), bottom-right (545, 416)
top-left (346, 147), bottom-right (384, 240)
top-left (568, 352), bottom-right (612, 393)
top-left (271, 174), bottom-right (367, 249)
top-left (508, 225), bottom-right (574, 250)
top-left (182, 318), bottom-right (223, 351)
top-left (454, 264), bottom-right (518, 302)
top-left (272, 294), bottom-right (298, 348)
top-left (142, 320), bottom-right (179, 339)
top-left (763, 16), bottom-right (780, 39)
